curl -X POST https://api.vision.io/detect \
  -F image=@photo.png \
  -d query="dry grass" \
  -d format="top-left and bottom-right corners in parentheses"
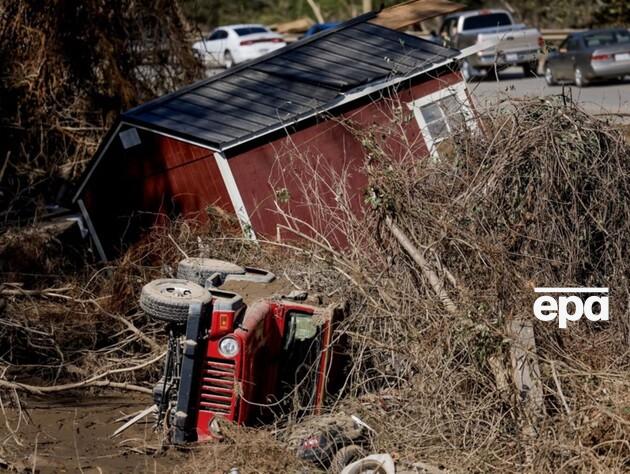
top-left (2, 96), bottom-right (629, 472)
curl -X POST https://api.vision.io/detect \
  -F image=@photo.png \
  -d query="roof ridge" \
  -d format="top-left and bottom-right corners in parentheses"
top-left (124, 11), bottom-right (379, 118)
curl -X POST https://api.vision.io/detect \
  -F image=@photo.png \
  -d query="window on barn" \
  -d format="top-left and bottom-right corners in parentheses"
top-left (407, 82), bottom-right (474, 159)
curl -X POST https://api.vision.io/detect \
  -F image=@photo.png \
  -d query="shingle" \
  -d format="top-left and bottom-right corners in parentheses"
top-left (123, 19), bottom-right (459, 150)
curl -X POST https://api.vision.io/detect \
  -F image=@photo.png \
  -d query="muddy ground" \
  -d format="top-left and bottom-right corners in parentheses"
top-left (1, 392), bottom-right (190, 473)
top-left (0, 278), bottom-right (297, 473)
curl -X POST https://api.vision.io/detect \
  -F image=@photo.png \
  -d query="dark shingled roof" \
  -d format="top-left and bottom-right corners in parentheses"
top-left (123, 13), bottom-right (459, 151)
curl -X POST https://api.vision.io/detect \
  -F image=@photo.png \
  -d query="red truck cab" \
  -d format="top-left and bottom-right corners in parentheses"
top-left (175, 289), bottom-right (336, 442)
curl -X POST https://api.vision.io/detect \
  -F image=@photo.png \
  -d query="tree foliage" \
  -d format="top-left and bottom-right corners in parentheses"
top-left (180, 0), bottom-right (629, 29)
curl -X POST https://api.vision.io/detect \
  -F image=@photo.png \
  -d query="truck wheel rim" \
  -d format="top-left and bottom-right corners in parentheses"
top-left (163, 285), bottom-right (192, 298)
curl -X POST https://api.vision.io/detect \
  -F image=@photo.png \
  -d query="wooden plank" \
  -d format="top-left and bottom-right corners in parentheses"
top-left (507, 318), bottom-right (545, 463)
top-left (271, 17), bottom-right (314, 34)
top-left (507, 318), bottom-right (545, 415)
top-left (370, 0), bottom-right (465, 31)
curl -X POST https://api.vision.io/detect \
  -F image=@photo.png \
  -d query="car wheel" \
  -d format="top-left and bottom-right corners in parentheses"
top-left (574, 67), bottom-right (589, 87)
top-left (224, 50), bottom-right (234, 68)
top-left (139, 279), bottom-right (211, 323)
top-left (544, 66), bottom-right (557, 85)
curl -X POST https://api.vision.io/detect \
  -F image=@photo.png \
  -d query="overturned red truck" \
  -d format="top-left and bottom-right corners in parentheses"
top-left (139, 258), bottom-right (342, 443)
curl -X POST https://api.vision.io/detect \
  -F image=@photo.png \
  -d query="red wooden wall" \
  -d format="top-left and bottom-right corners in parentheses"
top-left (228, 71), bottom-right (462, 244)
top-left (83, 70), bottom-right (462, 252)
top-left (83, 130), bottom-right (232, 253)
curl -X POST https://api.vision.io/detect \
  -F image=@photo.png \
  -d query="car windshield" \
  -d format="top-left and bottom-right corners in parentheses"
top-left (584, 31), bottom-right (630, 48)
top-left (462, 13), bottom-right (511, 31)
top-left (234, 26), bottom-right (268, 36)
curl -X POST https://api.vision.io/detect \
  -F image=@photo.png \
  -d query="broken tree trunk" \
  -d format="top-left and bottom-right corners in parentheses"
top-left (385, 216), bottom-right (457, 315)
top-left (507, 317), bottom-right (546, 463)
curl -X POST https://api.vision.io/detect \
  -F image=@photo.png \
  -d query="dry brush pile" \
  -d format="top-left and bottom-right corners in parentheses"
top-left (0, 0), bottom-right (201, 224)
top-left (1, 92), bottom-right (629, 473)
top-left (247, 95), bottom-right (630, 472)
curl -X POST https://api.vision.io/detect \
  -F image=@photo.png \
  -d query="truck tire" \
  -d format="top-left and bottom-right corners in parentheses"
top-left (177, 258), bottom-right (245, 286)
top-left (330, 445), bottom-right (365, 473)
top-left (140, 279), bottom-right (211, 323)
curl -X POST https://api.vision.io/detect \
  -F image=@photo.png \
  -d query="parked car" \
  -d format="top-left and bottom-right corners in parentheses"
top-left (439, 9), bottom-right (543, 80)
top-left (544, 29), bottom-right (630, 87)
top-left (192, 24), bottom-right (285, 68)
top-left (303, 22), bottom-right (341, 37)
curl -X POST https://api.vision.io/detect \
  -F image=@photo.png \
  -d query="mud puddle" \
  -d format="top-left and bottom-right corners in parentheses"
top-left (0, 391), bottom-right (190, 473)
top-left (0, 279), bottom-right (298, 472)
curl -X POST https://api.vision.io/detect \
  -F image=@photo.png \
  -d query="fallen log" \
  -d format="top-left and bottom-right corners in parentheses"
top-left (384, 216), bottom-right (458, 315)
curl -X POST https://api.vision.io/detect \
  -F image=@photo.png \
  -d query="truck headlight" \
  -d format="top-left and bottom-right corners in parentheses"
top-left (218, 336), bottom-right (240, 357)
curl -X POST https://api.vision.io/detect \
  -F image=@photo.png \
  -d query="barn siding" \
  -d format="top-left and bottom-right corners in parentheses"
top-left (83, 130), bottom-right (232, 253)
top-left (228, 71), bottom-right (462, 242)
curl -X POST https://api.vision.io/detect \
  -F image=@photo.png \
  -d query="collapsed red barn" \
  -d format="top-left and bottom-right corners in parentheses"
top-left (73, 13), bottom-right (476, 259)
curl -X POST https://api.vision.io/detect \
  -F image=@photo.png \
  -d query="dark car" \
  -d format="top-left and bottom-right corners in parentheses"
top-left (544, 29), bottom-right (630, 87)
top-left (303, 22), bottom-right (341, 37)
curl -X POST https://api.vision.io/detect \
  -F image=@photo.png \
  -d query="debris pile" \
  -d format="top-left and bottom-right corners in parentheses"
top-left (234, 95), bottom-right (629, 472)
top-left (336, 96), bottom-right (629, 471)
top-left (1, 96), bottom-right (629, 472)
top-left (0, 0), bottom-right (201, 223)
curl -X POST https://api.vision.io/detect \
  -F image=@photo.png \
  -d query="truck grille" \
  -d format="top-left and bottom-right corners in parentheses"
top-left (199, 358), bottom-right (236, 415)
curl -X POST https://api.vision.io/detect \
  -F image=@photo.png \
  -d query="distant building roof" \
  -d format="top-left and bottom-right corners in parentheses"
top-left (123, 13), bottom-right (459, 151)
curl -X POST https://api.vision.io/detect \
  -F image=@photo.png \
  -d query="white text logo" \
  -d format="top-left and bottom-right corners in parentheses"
top-left (533, 287), bottom-right (609, 329)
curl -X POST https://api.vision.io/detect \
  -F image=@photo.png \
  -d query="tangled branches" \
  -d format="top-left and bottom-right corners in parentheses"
top-left (263, 95), bottom-right (630, 471)
top-left (0, 0), bottom-right (202, 225)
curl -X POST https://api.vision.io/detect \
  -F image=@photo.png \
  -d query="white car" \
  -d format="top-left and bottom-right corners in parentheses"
top-left (192, 24), bottom-right (286, 68)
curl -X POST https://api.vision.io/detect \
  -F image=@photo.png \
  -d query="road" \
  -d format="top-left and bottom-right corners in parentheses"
top-left (471, 68), bottom-right (630, 118)
top-left (203, 64), bottom-right (630, 117)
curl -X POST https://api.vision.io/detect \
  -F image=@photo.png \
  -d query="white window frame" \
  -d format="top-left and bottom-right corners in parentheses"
top-left (406, 81), bottom-right (475, 160)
